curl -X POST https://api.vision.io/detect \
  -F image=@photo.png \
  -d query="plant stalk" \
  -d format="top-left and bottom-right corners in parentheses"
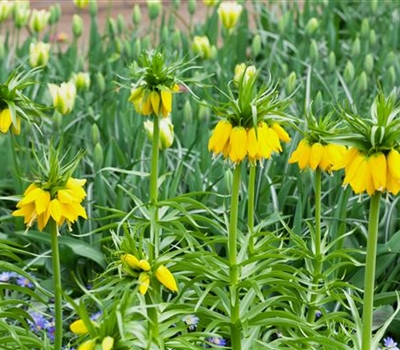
top-left (229, 164), bottom-right (242, 350)
top-left (49, 219), bottom-right (62, 350)
top-left (361, 193), bottom-right (381, 350)
top-left (248, 164), bottom-right (256, 255)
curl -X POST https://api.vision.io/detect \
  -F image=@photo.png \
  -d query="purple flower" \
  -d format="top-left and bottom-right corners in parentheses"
top-left (206, 337), bottom-right (227, 347)
top-left (16, 274), bottom-right (34, 288)
top-left (90, 311), bottom-right (102, 321)
top-left (28, 312), bottom-right (48, 332)
top-left (384, 337), bottom-right (399, 349)
top-left (182, 314), bottom-right (199, 331)
top-left (46, 319), bottom-right (55, 341)
top-left (0, 271), bottom-right (17, 282)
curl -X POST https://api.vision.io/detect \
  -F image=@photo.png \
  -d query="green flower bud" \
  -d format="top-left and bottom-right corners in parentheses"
top-left (92, 124), bottom-right (100, 144)
top-left (351, 37), bottom-right (360, 57)
top-left (327, 51), bottom-right (336, 72)
top-left (183, 99), bottom-right (192, 123)
top-left (48, 81), bottom-right (77, 115)
top-left (142, 35), bottom-right (150, 50)
top-left (73, 0), bottom-right (89, 9)
top-left (281, 63), bottom-right (288, 76)
top-left (364, 54), bottom-right (374, 75)
top-left (48, 4), bottom-right (61, 25)
top-left (134, 39), bottom-right (142, 56)
top-left (314, 91), bottom-right (323, 112)
top-left (369, 29), bottom-right (376, 46)
top-left (89, 0), bottom-right (97, 16)
top-left (0, 0), bottom-right (13, 23)
top-left (356, 71), bottom-right (368, 93)
top-left (72, 72), bottom-right (91, 91)
top-left (132, 4), bottom-right (141, 26)
top-left (385, 51), bottom-right (396, 66)
top-left (124, 39), bottom-right (132, 57)
top-left (188, 0), bottom-right (196, 15)
top-left (161, 26), bottom-right (169, 44)
top-left (198, 101), bottom-right (210, 121)
top-left (371, 0), bottom-right (378, 13)
top-left (218, 1), bottom-right (243, 30)
top-left (309, 39), bottom-right (319, 64)
top-left (13, 2), bottom-right (30, 29)
top-left (252, 34), bottom-right (261, 57)
top-left (117, 14), bottom-right (125, 34)
top-left (223, 169), bottom-right (233, 193)
top-left (147, 0), bottom-right (161, 21)
top-left (95, 72), bottom-right (105, 92)
top-left (172, 29), bottom-right (181, 50)
top-left (344, 60), bottom-right (355, 84)
top-left (115, 38), bottom-right (124, 54)
top-left (388, 66), bottom-right (396, 86)
top-left (278, 12), bottom-right (290, 35)
top-left (143, 118), bottom-right (174, 150)
top-left (72, 14), bottom-right (83, 38)
top-left (107, 18), bottom-right (117, 37)
top-left (361, 19), bottom-right (369, 38)
top-left (29, 9), bottom-right (50, 33)
top-left (305, 17), bottom-right (319, 35)
top-left (285, 72), bottom-right (297, 95)
top-left (192, 36), bottom-right (211, 59)
top-left (94, 142), bottom-right (104, 170)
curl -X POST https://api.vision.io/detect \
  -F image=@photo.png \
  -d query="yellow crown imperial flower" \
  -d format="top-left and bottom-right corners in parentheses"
top-left (70, 319), bottom-right (89, 335)
top-left (0, 108), bottom-right (21, 135)
top-left (155, 265), bottom-right (178, 293)
top-left (228, 126), bottom-right (247, 164)
top-left (138, 272), bottom-right (150, 295)
top-left (208, 120), bottom-right (233, 156)
top-left (121, 254), bottom-right (141, 270)
top-left (12, 177), bottom-right (87, 231)
top-left (78, 339), bottom-right (96, 350)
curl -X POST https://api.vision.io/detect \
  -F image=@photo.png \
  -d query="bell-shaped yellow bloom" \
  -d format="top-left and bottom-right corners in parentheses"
top-left (13, 177), bottom-right (87, 231)
top-left (368, 152), bottom-right (386, 192)
top-left (247, 127), bottom-right (262, 163)
top-left (228, 126), bottom-right (247, 164)
top-left (102, 336), bottom-right (114, 350)
top-left (0, 109), bottom-right (21, 135)
top-left (309, 142), bottom-right (324, 170)
top-left (78, 339), bottom-right (96, 350)
top-left (70, 319), bottom-right (89, 335)
top-left (271, 123), bottom-right (291, 143)
top-left (288, 139), bottom-right (310, 170)
top-left (218, 1), bottom-right (243, 29)
top-left (155, 265), bottom-right (178, 292)
top-left (138, 272), bottom-right (150, 295)
top-left (208, 120), bottom-right (233, 156)
top-left (387, 149), bottom-right (400, 181)
top-left (160, 90), bottom-right (172, 117)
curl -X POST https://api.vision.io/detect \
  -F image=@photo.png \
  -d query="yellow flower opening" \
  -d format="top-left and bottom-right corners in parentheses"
top-left (12, 177), bottom-right (87, 231)
top-left (289, 140), bottom-right (346, 172)
top-left (0, 108), bottom-right (21, 135)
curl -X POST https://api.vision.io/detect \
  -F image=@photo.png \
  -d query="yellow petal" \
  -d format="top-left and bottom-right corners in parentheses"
top-left (387, 170), bottom-right (400, 195)
top-left (288, 139), bottom-right (308, 165)
top-left (318, 146), bottom-right (331, 171)
top-left (343, 153), bottom-right (365, 186)
top-left (128, 86), bottom-right (143, 103)
top-left (208, 120), bottom-right (232, 154)
top-left (150, 91), bottom-right (160, 116)
top-left (155, 265), bottom-right (178, 292)
top-left (160, 90), bottom-right (172, 117)
top-left (387, 149), bottom-right (400, 180)
top-left (78, 339), bottom-right (96, 350)
top-left (368, 153), bottom-right (386, 192)
top-left (102, 336), bottom-right (114, 350)
top-left (121, 254), bottom-right (140, 270)
top-left (49, 199), bottom-right (62, 222)
top-left (350, 157), bottom-right (368, 194)
top-left (138, 260), bottom-right (151, 271)
top-left (265, 126), bottom-right (282, 153)
top-left (246, 128), bottom-right (260, 160)
top-left (309, 142), bottom-right (324, 170)
top-left (19, 187), bottom-right (43, 206)
top-left (332, 147), bottom-right (357, 170)
top-left (12, 202), bottom-right (36, 226)
top-left (0, 109), bottom-right (12, 133)
top-left (70, 319), bottom-right (89, 335)
top-left (138, 272), bottom-right (150, 295)
top-left (228, 127), bottom-right (247, 163)
top-left (271, 123), bottom-right (290, 143)
top-left (58, 189), bottom-right (78, 203)
top-left (35, 189), bottom-right (50, 215)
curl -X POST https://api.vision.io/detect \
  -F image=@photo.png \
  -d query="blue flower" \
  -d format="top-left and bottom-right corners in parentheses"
top-left (0, 271), bottom-right (17, 282)
top-left (384, 337), bottom-right (399, 349)
top-left (206, 337), bottom-right (227, 347)
top-left (16, 274), bottom-right (34, 288)
top-left (182, 314), bottom-right (200, 331)
top-left (46, 318), bottom-right (55, 340)
top-left (90, 311), bottom-right (102, 321)
top-left (28, 312), bottom-right (48, 332)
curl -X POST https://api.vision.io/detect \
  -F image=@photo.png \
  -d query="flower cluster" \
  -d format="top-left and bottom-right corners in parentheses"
top-left (121, 253), bottom-right (178, 295)
top-left (289, 140), bottom-right (346, 172)
top-left (0, 271), bottom-right (34, 288)
top-left (333, 148), bottom-right (400, 195)
top-left (28, 311), bottom-right (55, 341)
top-left (208, 120), bottom-right (290, 165)
top-left (13, 177), bottom-right (87, 231)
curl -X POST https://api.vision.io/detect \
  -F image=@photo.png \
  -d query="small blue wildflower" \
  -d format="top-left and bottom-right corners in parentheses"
top-left (90, 311), bottom-right (102, 321)
top-left (0, 271), bottom-right (17, 282)
top-left (315, 310), bottom-right (322, 318)
top-left (28, 312), bottom-right (48, 332)
top-left (384, 337), bottom-right (399, 349)
top-left (206, 337), bottom-right (227, 347)
top-left (16, 274), bottom-right (34, 288)
top-left (182, 314), bottom-right (199, 331)
top-left (46, 319), bottom-right (55, 341)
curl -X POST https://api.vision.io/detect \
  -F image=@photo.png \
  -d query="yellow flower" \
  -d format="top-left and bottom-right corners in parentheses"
top-left (78, 339), bottom-right (96, 350)
top-left (368, 152), bottom-right (386, 192)
top-left (155, 265), bottom-right (178, 292)
top-left (228, 126), bottom-right (247, 164)
top-left (271, 123), bottom-right (291, 143)
top-left (192, 36), bottom-right (212, 60)
top-left (138, 272), bottom-right (150, 295)
top-left (102, 336), bottom-right (114, 350)
top-left (208, 120), bottom-right (233, 156)
top-left (70, 319), bottom-right (89, 335)
top-left (48, 81), bottom-right (77, 115)
top-left (0, 108), bottom-right (21, 135)
top-left (218, 1), bottom-right (243, 30)
top-left (121, 254), bottom-right (141, 270)
top-left (12, 177), bottom-right (87, 231)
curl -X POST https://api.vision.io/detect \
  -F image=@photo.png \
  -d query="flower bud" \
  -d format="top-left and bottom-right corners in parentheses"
top-left (351, 37), bottom-right (360, 57)
top-left (363, 54), bottom-right (374, 75)
top-left (89, 0), bottom-right (97, 16)
top-left (155, 265), bottom-right (178, 292)
top-left (79, 339), bottom-right (96, 350)
top-left (183, 99), bottom-right (192, 123)
top-left (144, 117), bottom-right (175, 150)
top-left (361, 19), bottom-right (369, 38)
top-left (198, 101), bottom-right (210, 121)
top-left (102, 336), bottom-right (114, 350)
top-left (218, 1), bottom-right (243, 30)
top-left (13, 1), bottom-right (30, 28)
top-left (48, 81), bottom-right (77, 115)
top-left (95, 72), bottom-right (105, 92)
top-left (188, 0), bottom-right (196, 15)
top-left (70, 319), bottom-right (89, 335)
top-left (147, 0), bottom-right (161, 20)
top-left (107, 18), bottom-right (117, 37)
top-left (369, 29), bottom-right (376, 47)
top-left (121, 254), bottom-right (140, 270)
top-left (285, 71), bottom-right (297, 95)
top-left (0, 1), bottom-right (13, 23)
top-left (92, 124), bottom-right (100, 144)
top-left (223, 169), bottom-right (233, 193)
top-left (192, 36), bottom-right (211, 59)
top-left (305, 17), bottom-right (319, 35)
top-left (388, 66), bottom-right (396, 87)
top-left (72, 72), bottom-right (90, 91)
top-left (29, 41), bottom-right (50, 68)
top-left (48, 4), bottom-right (61, 25)
top-left (29, 9), bottom-right (50, 33)
top-left (370, 0), bottom-right (378, 12)
top-left (327, 51), bottom-right (336, 72)
top-left (132, 4), bottom-right (141, 26)
top-left (314, 91), bottom-right (323, 112)
top-left (309, 39), bottom-right (319, 64)
top-left (134, 38), bottom-right (142, 55)
top-left (356, 71), bottom-right (368, 93)
top-left (234, 63), bottom-right (256, 86)
top-left (123, 39), bottom-right (131, 57)
top-left (72, 14), bottom-right (83, 38)
top-left (117, 14), bottom-right (125, 34)
top-left (73, 0), bottom-right (89, 9)
top-left (251, 33), bottom-right (261, 57)
top-left (172, 29), bottom-right (181, 50)
top-left (344, 60), bottom-right (355, 84)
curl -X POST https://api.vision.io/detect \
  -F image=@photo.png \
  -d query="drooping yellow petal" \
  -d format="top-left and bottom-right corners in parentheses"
top-left (208, 120), bottom-right (232, 154)
top-left (246, 128), bottom-right (260, 161)
top-left (318, 146), bottom-right (331, 171)
top-left (19, 187), bottom-right (43, 206)
top-left (271, 123), bottom-right (290, 143)
top-left (343, 153), bottom-right (365, 186)
top-left (102, 336), bottom-right (115, 350)
top-left (366, 165), bottom-right (375, 196)
top-left (36, 212), bottom-right (49, 231)
top-left (387, 149), bottom-right (400, 181)
top-left (0, 109), bottom-right (12, 133)
top-left (264, 126), bottom-right (282, 153)
top-left (141, 96), bottom-right (152, 116)
top-left (160, 90), bottom-right (172, 117)
top-left (150, 91), bottom-right (161, 116)
top-left (138, 272), bottom-right (150, 295)
top-left (12, 202), bottom-right (36, 226)
top-left (326, 144), bottom-right (347, 169)
top-left (70, 319), bottom-right (89, 335)
top-left (350, 157), bottom-right (368, 194)
top-left (387, 170), bottom-right (400, 195)
top-left (49, 199), bottom-right (62, 222)
top-left (368, 152), bottom-right (386, 192)
top-left (35, 189), bottom-right (51, 215)
top-left (155, 265), bottom-right (178, 292)
top-left (288, 139), bottom-right (308, 165)
top-left (228, 127), bottom-right (247, 163)
top-left (121, 254), bottom-right (141, 270)
top-left (257, 122), bottom-right (273, 159)
top-left (309, 142), bottom-right (324, 170)
top-left (58, 189), bottom-right (78, 203)
top-left (332, 147), bottom-right (357, 170)
top-left (128, 86), bottom-right (144, 103)
top-left (78, 339), bottom-right (96, 350)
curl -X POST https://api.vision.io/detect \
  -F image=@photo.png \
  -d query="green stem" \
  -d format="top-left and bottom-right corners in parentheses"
top-left (361, 193), bottom-right (381, 350)
top-left (49, 220), bottom-right (62, 350)
top-left (248, 165), bottom-right (256, 255)
top-left (307, 168), bottom-right (322, 323)
top-left (229, 164), bottom-right (242, 350)
top-left (145, 292), bottom-right (160, 345)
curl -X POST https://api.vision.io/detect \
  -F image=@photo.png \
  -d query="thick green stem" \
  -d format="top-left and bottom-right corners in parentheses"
top-left (307, 168), bottom-right (322, 322)
top-left (145, 293), bottom-right (160, 344)
top-left (248, 165), bottom-right (256, 255)
top-left (229, 165), bottom-right (242, 350)
top-left (361, 193), bottom-right (381, 350)
top-left (49, 220), bottom-right (62, 350)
